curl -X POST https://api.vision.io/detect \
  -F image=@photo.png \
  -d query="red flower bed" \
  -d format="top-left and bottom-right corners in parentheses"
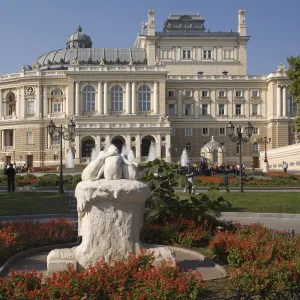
top-left (0, 219), bottom-right (76, 265)
top-left (0, 252), bottom-right (204, 299)
top-left (267, 172), bottom-right (289, 177)
top-left (199, 176), bottom-right (237, 185)
top-left (208, 224), bottom-right (300, 292)
top-left (15, 177), bottom-right (37, 185)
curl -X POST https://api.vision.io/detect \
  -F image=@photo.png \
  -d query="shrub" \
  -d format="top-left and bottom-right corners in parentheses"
top-left (33, 174), bottom-right (59, 186)
top-left (23, 174), bottom-right (37, 179)
top-left (0, 219), bottom-right (76, 265)
top-left (63, 174), bottom-right (73, 184)
top-left (71, 174), bottom-right (82, 185)
top-left (0, 175), bottom-right (7, 183)
top-left (0, 252), bottom-right (204, 299)
top-left (288, 174), bottom-right (298, 180)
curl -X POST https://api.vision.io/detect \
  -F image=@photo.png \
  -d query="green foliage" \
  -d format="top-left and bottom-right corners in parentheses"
top-left (33, 174), bottom-right (59, 187)
top-left (0, 175), bottom-right (7, 183)
top-left (142, 159), bottom-right (231, 224)
top-left (286, 56), bottom-right (300, 132)
top-left (71, 174), bottom-right (82, 186)
top-left (63, 175), bottom-right (73, 184)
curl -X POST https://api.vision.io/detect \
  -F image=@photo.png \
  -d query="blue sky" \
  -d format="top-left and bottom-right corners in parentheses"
top-left (0, 0), bottom-right (299, 75)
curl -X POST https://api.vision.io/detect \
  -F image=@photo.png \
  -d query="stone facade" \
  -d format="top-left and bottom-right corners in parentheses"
top-left (0, 10), bottom-right (297, 168)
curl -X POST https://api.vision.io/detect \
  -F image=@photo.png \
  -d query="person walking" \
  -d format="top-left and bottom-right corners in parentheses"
top-left (251, 163), bottom-right (255, 176)
top-left (185, 168), bottom-right (194, 194)
top-left (6, 163), bottom-right (16, 192)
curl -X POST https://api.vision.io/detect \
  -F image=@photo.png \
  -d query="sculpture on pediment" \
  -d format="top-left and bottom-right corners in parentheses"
top-left (158, 113), bottom-right (169, 123)
top-left (141, 22), bottom-right (148, 32)
top-left (100, 57), bottom-right (106, 65)
top-left (71, 57), bottom-right (79, 66)
top-left (21, 65), bottom-right (26, 72)
top-left (277, 63), bottom-right (286, 74)
top-left (154, 57), bottom-right (165, 66)
top-left (129, 57), bottom-right (134, 65)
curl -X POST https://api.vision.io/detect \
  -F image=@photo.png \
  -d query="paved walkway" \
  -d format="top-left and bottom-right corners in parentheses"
top-left (2, 248), bottom-right (226, 281)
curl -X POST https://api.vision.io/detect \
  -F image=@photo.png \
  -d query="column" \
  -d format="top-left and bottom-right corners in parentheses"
top-left (35, 86), bottom-right (41, 117)
top-left (261, 89), bottom-right (266, 116)
top-left (75, 135), bottom-right (80, 162)
top-left (136, 135), bottom-right (141, 162)
top-left (211, 90), bottom-right (216, 117)
top-left (75, 82), bottom-right (80, 115)
top-left (177, 90), bottom-right (182, 118)
top-left (22, 86), bottom-right (26, 118)
top-left (97, 82), bottom-right (103, 114)
top-left (156, 134), bottom-right (161, 159)
top-left (1, 130), bottom-right (4, 150)
top-left (103, 82), bottom-right (108, 114)
top-left (244, 90), bottom-right (250, 117)
top-left (153, 82), bottom-right (158, 114)
top-left (194, 90), bottom-right (199, 118)
top-left (65, 86), bottom-right (69, 115)
top-left (166, 134), bottom-right (171, 162)
top-left (47, 133), bottom-right (51, 149)
top-left (132, 82), bottom-right (136, 114)
top-left (13, 129), bottom-right (16, 150)
top-left (43, 86), bottom-right (48, 117)
top-left (16, 88), bottom-right (20, 118)
top-left (282, 86), bottom-right (287, 117)
top-left (0, 90), bottom-right (2, 119)
top-left (277, 85), bottom-right (281, 117)
top-left (126, 82), bottom-right (131, 114)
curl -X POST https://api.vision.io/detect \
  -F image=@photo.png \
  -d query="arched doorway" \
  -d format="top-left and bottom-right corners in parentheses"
top-left (111, 136), bottom-right (126, 153)
top-left (141, 135), bottom-right (155, 157)
top-left (82, 138), bottom-right (95, 157)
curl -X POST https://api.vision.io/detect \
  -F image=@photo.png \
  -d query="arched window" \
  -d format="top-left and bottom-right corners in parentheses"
top-left (138, 85), bottom-right (151, 111)
top-left (83, 86), bottom-right (95, 113)
top-left (111, 85), bottom-right (123, 111)
top-left (82, 139), bottom-right (95, 157)
top-left (51, 89), bottom-right (63, 96)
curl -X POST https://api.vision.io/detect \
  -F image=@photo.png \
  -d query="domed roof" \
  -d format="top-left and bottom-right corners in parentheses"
top-left (66, 25), bottom-right (92, 49)
top-left (202, 136), bottom-right (222, 151)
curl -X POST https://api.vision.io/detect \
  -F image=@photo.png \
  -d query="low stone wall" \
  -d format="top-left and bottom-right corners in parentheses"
top-left (259, 143), bottom-right (300, 170)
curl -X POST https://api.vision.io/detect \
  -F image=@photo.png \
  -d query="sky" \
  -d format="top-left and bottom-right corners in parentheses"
top-left (0, 0), bottom-right (299, 75)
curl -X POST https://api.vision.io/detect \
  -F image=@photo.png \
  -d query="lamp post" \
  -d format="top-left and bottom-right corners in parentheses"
top-left (47, 119), bottom-right (76, 194)
top-left (227, 121), bottom-right (253, 192)
top-left (256, 136), bottom-right (271, 173)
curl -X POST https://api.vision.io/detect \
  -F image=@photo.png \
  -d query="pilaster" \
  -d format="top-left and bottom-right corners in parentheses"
top-left (43, 86), bottom-right (48, 117)
top-left (156, 134), bottom-right (161, 159)
top-left (136, 135), bottom-right (141, 162)
top-left (0, 90), bottom-right (2, 119)
top-left (282, 86), bottom-right (287, 117)
top-left (97, 82), bottom-right (103, 114)
top-left (153, 82), bottom-right (158, 114)
top-left (75, 82), bottom-right (80, 115)
top-left (177, 90), bottom-right (182, 118)
top-left (35, 86), bottom-right (41, 118)
top-left (126, 82), bottom-right (131, 114)
top-left (132, 82), bottom-right (136, 114)
top-left (276, 85), bottom-right (281, 117)
top-left (16, 88), bottom-right (20, 118)
top-left (103, 82), bottom-right (108, 114)
top-left (65, 86), bottom-right (69, 115)
top-left (194, 89), bottom-right (199, 118)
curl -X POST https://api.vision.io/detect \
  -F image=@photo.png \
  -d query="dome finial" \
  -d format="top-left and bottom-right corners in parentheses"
top-left (77, 25), bottom-right (82, 32)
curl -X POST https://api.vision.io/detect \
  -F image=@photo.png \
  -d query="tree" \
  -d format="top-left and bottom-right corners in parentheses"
top-left (286, 56), bottom-right (300, 132)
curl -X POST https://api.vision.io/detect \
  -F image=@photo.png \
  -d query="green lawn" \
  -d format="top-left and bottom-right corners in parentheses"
top-left (178, 192), bottom-right (300, 214)
top-left (0, 192), bottom-right (69, 216)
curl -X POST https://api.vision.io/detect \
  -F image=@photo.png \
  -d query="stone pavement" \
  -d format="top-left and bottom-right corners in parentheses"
top-left (2, 248), bottom-right (226, 281)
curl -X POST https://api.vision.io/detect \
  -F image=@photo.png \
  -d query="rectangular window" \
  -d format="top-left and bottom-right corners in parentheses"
top-left (167, 104), bottom-right (176, 116)
top-left (27, 101), bottom-right (35, 115)
top-left (252, 90), bottom-right (259, 97)
top-left (218, 104), bottom-right (225, 115)
top-left (184, 104), bottom-right (192, 115)
top-left (235, 90), bottom-right (242, 97)
top-left (168, 90), bottom-right (175, 97)
top-left (182, 50), bottom-right (191, 59)
top-left (185, 90), bottom-right (192, 97)
top-left (202, 90), bottom-right (209, 98)
top-left (202, 104), bottom-right (208, 115)
top-left (185, 143), bottom-right (192, 154)
top-left (253, 143), bottom-right (259, 153)
top-left (26, 132), bottom-right (33, 144)
top-left (202, 127), bottom-right (209, 135)
top-left (253, 127), bottom-right (259, 135)
top-left (185, 128), bottom-right (192, 136)
top-left (289, 96), bottom-right (298, 114)
top-left (53, 103), bottom-right (62, 113)
top-left (235, 104), bottom-right (241, 115)
top-left (219, 127), bottom-right (225, 135)
top-left (219, 90), bottom-right (226, 97)
top-left (203, 50), bottom-right (212, 59)
top-left (162, 50), bottom-right (172, 59)
top-left (252, 104), bottom-right (258, 115)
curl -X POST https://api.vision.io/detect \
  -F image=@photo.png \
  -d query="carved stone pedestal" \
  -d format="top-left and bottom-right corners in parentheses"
top-left (47, 179), bottom-right (175, 273)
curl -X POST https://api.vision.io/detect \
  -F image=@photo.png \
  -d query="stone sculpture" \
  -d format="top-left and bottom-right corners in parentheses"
top-left (47, 144), bottom-right (175, 273)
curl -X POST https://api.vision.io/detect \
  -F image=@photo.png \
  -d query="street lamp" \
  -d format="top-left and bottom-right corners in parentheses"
top-left (256, 136), bottom-right (271, 172)
top-left (227, 121), bottom-right (253, 192)
top-left (47, 119), bottom-right (76, 193)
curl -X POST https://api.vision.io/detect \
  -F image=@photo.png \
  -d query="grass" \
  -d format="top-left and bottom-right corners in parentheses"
top-left (0, 192), bottom-right (69, 216)
top-left (177, 191), bottom-right (300, 214)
